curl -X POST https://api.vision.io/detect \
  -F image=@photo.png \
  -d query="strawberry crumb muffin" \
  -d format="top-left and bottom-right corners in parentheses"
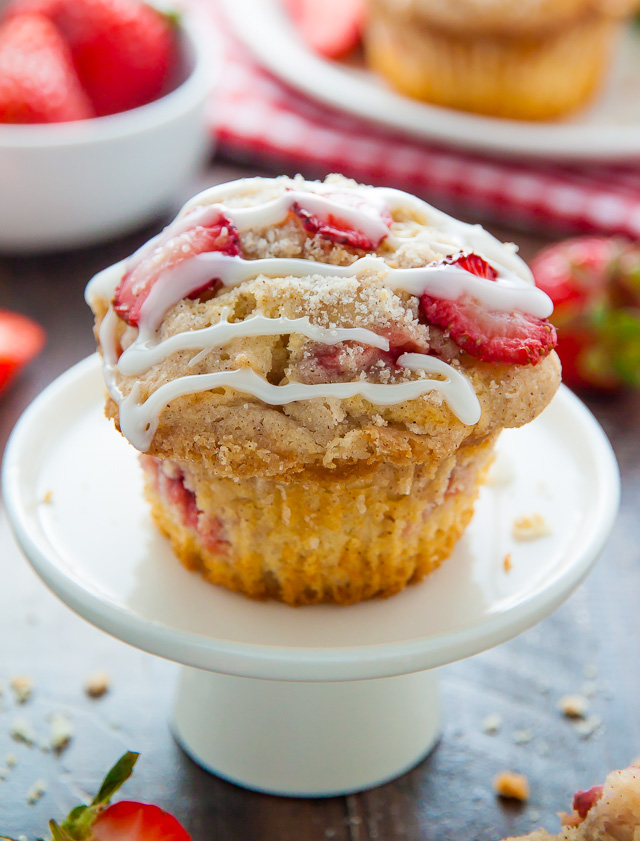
top-left (86, 175), bottom-right (560, 605)
top-left (502, 766), bottom-right (640, 840)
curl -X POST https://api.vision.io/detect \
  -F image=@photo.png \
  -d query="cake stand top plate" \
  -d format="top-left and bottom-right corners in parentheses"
top-left (2, 355), bottom-right (620, 682)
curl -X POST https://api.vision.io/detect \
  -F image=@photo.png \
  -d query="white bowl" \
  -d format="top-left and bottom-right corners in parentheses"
top-left (0, 16), bottom-right (215, 252)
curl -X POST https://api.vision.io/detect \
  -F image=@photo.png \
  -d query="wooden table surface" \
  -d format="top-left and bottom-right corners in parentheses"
top-left (1, 160), bottom-right (639, 841)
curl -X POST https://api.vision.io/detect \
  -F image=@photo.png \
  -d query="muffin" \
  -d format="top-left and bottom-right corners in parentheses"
top-left (364, 0), bottom-right (640, 120)
top-left (503, 766), bottom-right (640, 840)
top-left (86, 174), bottom-right (560, 605)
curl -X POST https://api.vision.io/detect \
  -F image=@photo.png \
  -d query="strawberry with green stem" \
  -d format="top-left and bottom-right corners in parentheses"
top-left (1, 752), bottom-right (191, 841)
top-left (531, 236), bottom-right (640, 390)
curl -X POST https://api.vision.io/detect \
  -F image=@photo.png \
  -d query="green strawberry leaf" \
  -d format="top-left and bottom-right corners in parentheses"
top-left (91, 751), bottom-right (139, 807)
top-left (59, 752), bottom-right (140, 840)
top-left (590, 303), bottom-right (640, 387)
top-left (49, 821), bottom-right (75, 841)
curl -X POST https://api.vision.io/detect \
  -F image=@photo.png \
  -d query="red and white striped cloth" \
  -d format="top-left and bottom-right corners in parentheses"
top-left (191, 0), bottom-right (640, 238)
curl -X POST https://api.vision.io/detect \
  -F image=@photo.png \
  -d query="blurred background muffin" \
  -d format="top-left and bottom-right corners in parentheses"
top-left (364, 0), bottom-right (640, 119)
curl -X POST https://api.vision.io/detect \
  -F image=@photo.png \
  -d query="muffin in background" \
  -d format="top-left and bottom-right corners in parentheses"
top-left (364, 0), bottom-right (640, 120)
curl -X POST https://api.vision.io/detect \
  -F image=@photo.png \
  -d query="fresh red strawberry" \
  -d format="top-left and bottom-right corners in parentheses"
top-left (4, 0), bottom-right (177, 116)
top-left (0, 310), bottom-right (46, 394)
top-left (532, 236), bottom-right (640, 389)
top-left (420, 253), bottom-right (557, 365)
top-left (114, 215), bottom-right (241, 326)
top-left (573, 785), bottom-right (604, 820)
top-left (285, 0), bottom-right (364, 58)
top-left (0, 14), bottom-right (94, 123)
top-left (91, 801), bottom-right (192, 841)
top-left (292, 191), bottom-right (392, 251)
top-left (0, 752), bottom-right (192, 841)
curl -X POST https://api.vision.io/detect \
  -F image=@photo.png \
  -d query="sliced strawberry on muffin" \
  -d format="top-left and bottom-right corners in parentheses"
top-left (420, 253), bottom-right (557, 366)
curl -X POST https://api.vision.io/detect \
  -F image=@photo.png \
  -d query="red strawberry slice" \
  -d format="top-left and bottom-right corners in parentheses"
top-left (0, 309), bottom-right (46, 393)
top-left (420, 252), bottom-right (556, 365)
top-left (114, 215), bottom-right (241, 327)
top-left (0, 14), bottom-right (94, 123)
top-left (284, 0), bottom-right (364, 58)
top-left (573, 785), bottom-right (604, 820)
top-left (91, 800), bottom-right (192, 841)
top-left (420, 293), bottom-right (557, 365)
top-left (292, 191), bottom-right (392, 251)
top-left (4, 0), bottom-right (177, 116)
top-left (448, 253), bottom-right (498, 281)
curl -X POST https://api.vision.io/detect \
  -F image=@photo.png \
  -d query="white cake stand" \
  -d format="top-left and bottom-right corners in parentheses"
top-left (2, 356), bottom-right (620, 797)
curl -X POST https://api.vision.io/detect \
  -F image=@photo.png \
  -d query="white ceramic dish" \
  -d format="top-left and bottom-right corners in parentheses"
top-left (2, 355), bottom-right (620, 795)
top-left (0, 17), bottom-right (215, 253)
top-left (223, 0), bottom-right (640, 162)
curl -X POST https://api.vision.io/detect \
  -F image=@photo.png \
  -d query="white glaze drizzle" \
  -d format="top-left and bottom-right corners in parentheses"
top-left (86, 178), bottom-right (554, 453)
top-left (119, 355), bottom-right (480, 452)
top-left (118, 308), bottom-right (390, 377)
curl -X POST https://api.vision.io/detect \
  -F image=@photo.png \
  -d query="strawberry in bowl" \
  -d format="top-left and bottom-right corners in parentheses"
top-left (0, 0), bottom-right (178, 121)
top-left (531, 236), bottom-right (640, 391)
top-left (0, 752), bottom-right (191, 841)
top-left (0, 0), bottom-right (212, 252)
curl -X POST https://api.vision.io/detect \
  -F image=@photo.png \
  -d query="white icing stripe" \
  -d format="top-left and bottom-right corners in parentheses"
top-left (118, 310), bottom-right (390, 377)
top-left (136, 252), bottom-right (551, 341)
top-left (119, 363), bottom-right (481, 452)
top-left (128, 189), bottom-right (389, 278)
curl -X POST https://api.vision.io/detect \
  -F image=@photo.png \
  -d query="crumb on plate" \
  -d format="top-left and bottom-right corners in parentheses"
top-left (512, 514), bottom-right (551, 541)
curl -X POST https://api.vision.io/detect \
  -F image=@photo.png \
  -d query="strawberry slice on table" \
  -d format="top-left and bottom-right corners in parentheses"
top-left (284, 0), bottom-right (365, 59)
top-left (0, 14), bottom-right (94, 123)
top-left (114, 215), bottom-right (242, 327)
top-left (531, 236), bottom-right (640, 390)
top-left (3, 0), bottom-right (177, 116)
top-left (0, 310), bottom-right (46, 395)
top-left (1, 752), bottom-right (191, 841)
top-left (419, 253), bottom-right (557, 365)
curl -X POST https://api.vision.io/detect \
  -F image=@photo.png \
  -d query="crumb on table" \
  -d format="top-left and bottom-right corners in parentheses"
top-left (503, 553), bottom-right (513, 572)
top-left (84, 670), bottom-right (111, 698)
top-left (494, 771), bottom-right (530, 801)
top-left (483, 713), bottom-right (503, 734)
top-left (10, 676), bottom-right (33, 704)
top-left (26, 779), bottom-right (47, 805)
top-left (558, 694), bottom-right (589, 719)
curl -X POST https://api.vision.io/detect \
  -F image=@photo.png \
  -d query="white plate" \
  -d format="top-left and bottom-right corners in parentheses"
top-left (2, 355), bottom-right (619, 682)
top-left (223, 0), bottom-right (640, 161)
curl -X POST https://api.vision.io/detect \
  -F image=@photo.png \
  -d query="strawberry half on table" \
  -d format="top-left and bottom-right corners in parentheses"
top-left (0, 752), bottom-right (191, 841)
top-left (0, 310), bottom-right (46, 395)
top-left (531, 236), bottom-right (640, 391)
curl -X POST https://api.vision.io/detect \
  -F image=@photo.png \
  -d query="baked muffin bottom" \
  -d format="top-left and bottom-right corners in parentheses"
top-left (365, 3), bottom-right (618, 119)
top-left (140, 433), bottom-right (497, 606)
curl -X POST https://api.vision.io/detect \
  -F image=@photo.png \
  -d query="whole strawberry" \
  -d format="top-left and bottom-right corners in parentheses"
top-left (0, 752), bottom-right (191, 841)
top-left (0, 13), bottom-right (94, 123)
top-left (531, 236), bottom-right (640, 390)
top-left (3, 0), bottom-right (177, 116)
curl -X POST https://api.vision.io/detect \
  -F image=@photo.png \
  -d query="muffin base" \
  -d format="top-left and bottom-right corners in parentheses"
top-left (140, 434), bottom-right (497, 606)
top-left (365, 6), bottom-right (619, 120)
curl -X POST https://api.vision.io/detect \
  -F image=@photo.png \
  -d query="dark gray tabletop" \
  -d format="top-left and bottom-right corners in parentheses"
top-left (1, 161), bottom-right (639, 841)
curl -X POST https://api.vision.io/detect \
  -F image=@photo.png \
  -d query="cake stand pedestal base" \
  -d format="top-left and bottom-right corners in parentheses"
top-left (172, 667), bottom-right (440, 796)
